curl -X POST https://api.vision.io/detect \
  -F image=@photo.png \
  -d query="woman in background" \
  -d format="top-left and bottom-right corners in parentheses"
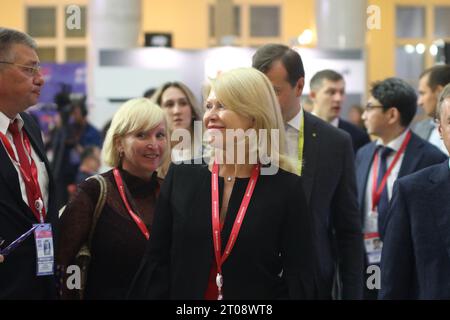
top-left (152, 82), bottom-right (204, 166)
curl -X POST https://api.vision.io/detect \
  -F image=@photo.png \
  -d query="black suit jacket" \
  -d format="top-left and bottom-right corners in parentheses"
top-left (355, 131), bottom-right (447, 240)
top-left (0, 112), bottom-right (59, 299)
top-left (302, 112), bottom-right (363, 299)
top-left (379, 161), bottom-right (450, 299)
top-left (128, 163), bottom-right (317, 300)
top-left (338, 119), bottom-right (370, 153)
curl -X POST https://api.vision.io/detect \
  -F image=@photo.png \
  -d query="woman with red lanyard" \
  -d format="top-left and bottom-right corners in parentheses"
top-left (128, 68), bottom-right (317, 300)
top-left (56, 98), bottom-right (168, 299)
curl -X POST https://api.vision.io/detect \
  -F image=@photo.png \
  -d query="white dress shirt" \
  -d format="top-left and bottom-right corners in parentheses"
top-left (363, 129), bottom-right (409, 232)
top-left (0, 111), bottom-right (49, 213)
top-left (285, 108), bottom-right (303, 160)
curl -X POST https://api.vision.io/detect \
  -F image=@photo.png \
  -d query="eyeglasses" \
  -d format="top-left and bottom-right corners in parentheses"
top-left (0, 61), bottom-right (41, 77)
top-left (364, 103), bottom-right (385, 112)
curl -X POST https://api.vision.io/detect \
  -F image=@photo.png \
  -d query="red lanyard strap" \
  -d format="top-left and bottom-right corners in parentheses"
top-left (371, 130), bottom-right (412, 210)
top-left (211, 162), bottom-right (260, 299)
top-left (113, 168), bottom-right (150, 240)
top-left (0, 129), bottom-right (45, 223)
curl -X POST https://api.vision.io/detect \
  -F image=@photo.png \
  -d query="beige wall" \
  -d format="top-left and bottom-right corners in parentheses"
top-left (141, 0), bottom-right (209, 49)
top-left (367, 0), bottom-right (450, 91)
top-left (0, 0), bottom-right (24, 30)
top-left (2, 0), bottom-right (449, 91)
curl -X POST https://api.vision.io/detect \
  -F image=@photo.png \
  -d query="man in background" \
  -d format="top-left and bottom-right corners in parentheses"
top-left (309, 69), bottom-right (370, 153)
top-left (413, 65), bottom-right (450, 156)
top-left (253, 44), bottom-right (364, 300)
top-left (355, 77), bottom-right (446, 299)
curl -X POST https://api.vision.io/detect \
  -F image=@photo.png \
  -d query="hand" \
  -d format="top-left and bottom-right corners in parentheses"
top-left (0, 255), bottom-right (4, 263)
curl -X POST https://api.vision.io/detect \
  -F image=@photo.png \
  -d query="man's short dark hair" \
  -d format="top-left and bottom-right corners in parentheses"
top-left (420, 65), bottom-right (450, 91)
top-left (370, 77), bottom-right (417, 127)
top-left (252, 44), bottom-right (305, 87)
top-left (310, 69), bottom-right (344, 91)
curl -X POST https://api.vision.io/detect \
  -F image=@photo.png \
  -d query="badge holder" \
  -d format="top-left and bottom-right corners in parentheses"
top-left (33, 223), bottom-right (54, 276)
top-left (364, 232), bottom-right (383, 265)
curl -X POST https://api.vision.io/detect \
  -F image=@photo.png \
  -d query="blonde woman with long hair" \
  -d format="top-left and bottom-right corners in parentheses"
top-left (129, 68), bottom-right (316, 300)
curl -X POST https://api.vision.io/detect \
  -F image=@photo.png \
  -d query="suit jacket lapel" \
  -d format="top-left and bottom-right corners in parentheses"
top-left (398, 133), bottom-right (423, 178)
top-left (0, 134), bottom-right (38, 221)
top-left (429, 162), bottom-right (450, 260)
top-left (0, 144), bottom-right (23, 202)
top-left (302, 112), bottom-right (318, 204)
top-left (357, 142), bottom-right (377, 209)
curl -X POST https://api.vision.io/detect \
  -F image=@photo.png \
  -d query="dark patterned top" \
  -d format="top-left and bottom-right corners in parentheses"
top-left (56, 168), bottom-right (161, 299)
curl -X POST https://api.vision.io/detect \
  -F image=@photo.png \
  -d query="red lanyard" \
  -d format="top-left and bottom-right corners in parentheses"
top-left (113, 168), bottom-right (150, 240)
top-left (211, 162), bottom-right (260, 300)
top-left (371, 130), bottom-right (411, 211)
top-left (0, 129), bottom-right (45, 223)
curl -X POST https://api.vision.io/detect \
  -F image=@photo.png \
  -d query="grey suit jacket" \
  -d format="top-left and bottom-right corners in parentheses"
top-left (412, 118), bottom-right (434, 141)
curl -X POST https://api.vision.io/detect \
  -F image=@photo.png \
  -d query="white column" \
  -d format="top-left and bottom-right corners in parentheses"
top-left (87, 0), bottom-right (141, 128)
top-left (215, 0), bottom-right (234, 46)
top-left (315, 0), bottom-right (367, 50)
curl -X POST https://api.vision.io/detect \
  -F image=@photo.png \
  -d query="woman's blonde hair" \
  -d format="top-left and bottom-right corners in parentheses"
top-left (210, 67), bottom-right (297, 174)
top-left (102, 98), bottom-right (169, 169)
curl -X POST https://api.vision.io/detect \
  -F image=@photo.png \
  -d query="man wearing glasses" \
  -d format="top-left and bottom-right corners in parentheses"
top-left (0, 28), bottom-right (58, 299)
top-left (354, 77), bottom-right (446, 299)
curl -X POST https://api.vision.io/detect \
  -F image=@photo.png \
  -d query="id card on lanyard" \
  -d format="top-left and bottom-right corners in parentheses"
top-left (211, 162), bottom-right (260, 300)
top-left (364, 130), bottom-right (412, 264)
top-left (33, 223), bottom-right (54, 276)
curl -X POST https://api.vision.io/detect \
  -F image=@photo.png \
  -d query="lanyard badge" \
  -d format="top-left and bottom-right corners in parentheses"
top-left (211, 162), bottom-right (260, 300)
top-left (364, 232), bottom-right (383, 265)
top-left (33, 223), bottom-right (54, 276)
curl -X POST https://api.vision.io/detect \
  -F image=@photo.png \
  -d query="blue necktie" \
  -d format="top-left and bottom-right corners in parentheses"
top-left (376, 146), bottom-right (393, 222)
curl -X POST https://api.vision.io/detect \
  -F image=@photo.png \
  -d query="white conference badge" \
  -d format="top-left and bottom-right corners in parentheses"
top-left (33, 223), bottom-right (54, 276)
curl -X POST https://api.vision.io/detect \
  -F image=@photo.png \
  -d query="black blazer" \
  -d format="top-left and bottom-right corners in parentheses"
top-left (338, 119), bottom-right (370, 153)
top-left (295, 112), bottom-right (363, 299)
top-left (355, 131), bottom-right (447, 240)
top-left (0, 112), bottom-right (59, 299)
top-left (379, 161), bottom-right (450, 299)
top-left (128, 163), bottom-right (317, 300)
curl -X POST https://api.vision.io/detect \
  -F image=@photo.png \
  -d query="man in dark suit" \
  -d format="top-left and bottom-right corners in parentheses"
top-left (253, 44), bottom-right (364, 300)
top-left (412, 65), bottom-right (450, 156)
top-left (355, 78), bottom-right (446, 299)
top-left (0, 28), bottom-right (58, 299)
top-left (379, 84), bottom-right (450, 299)
top-left (309, 69), bottom-right (370, 153)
